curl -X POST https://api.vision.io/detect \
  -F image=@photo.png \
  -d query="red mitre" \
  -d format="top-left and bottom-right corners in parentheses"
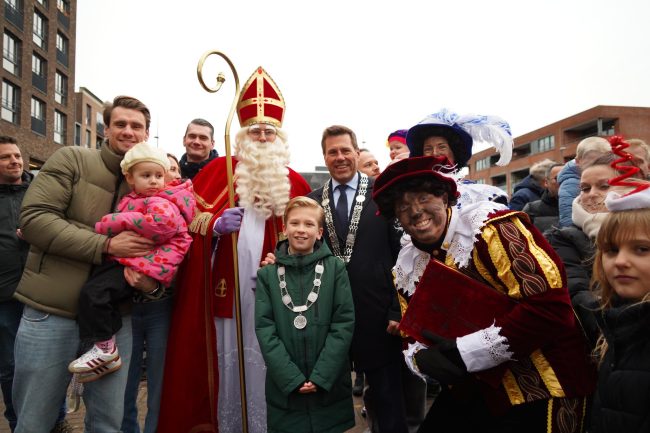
top-left (237, 66), bottom-right (285, 128)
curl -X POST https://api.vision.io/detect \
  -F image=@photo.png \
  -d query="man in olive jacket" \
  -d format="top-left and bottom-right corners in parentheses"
top-left (12, 96), bottom-right (160, 433)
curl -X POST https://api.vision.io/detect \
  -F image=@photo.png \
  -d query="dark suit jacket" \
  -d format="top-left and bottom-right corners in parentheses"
top-left (309, 174), bottom-right (402, 371)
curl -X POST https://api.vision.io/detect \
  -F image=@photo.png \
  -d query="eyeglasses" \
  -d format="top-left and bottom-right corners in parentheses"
top-left (248, 127), bottom-right (277, 139)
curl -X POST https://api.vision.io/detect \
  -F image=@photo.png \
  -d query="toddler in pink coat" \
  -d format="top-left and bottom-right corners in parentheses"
top-left (68, 142), bottom-right (195, 381)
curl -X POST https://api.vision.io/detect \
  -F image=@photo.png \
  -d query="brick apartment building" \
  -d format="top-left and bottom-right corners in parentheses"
top-left (1, 0), bottom-right (76, 169)
top-left (74, 86), bottom-right (104, 149)
top-left (467, 105), bottom-right (650, 195)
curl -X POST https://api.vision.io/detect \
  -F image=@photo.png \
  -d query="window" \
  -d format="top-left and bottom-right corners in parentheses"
top-left (35, 0), bottom-right (47, 6)
top-left (54, 110), bottom-right (66, 144)
top-left (31, 52), bottom-right (47, 92)
top-left (31, 96), bottom-right (45, 134)
top-left (85, 103), bottom-right (91, 125)
top-left (31, 53), bottom-right (45, 76)
top-left (74, 122), bottom-right (80, 145)
top-left (31, 97), bottom-right (44, 120)
top-left (475, 156), bottom-right (491, 172)
top-left (3, 31), bottom-right (21, 76)
top-left (54, 71), bottom-right (67, 104)
top-left (56, 0), bottom-right (69, 14)
top-left (1, 80), bottom-right (20, 124)
top-left (96, 111), bottom-right (104, 135)
top-left (55, 32), bottom-right (68, 66)
top-left (4, 0), bottom-right (23, 30)
top-left (33, 11), bottom-right (47, 49)
top-left (56, 32), bottom-right (67, 53)
top-left (537, 135), bottom-right (555, 153)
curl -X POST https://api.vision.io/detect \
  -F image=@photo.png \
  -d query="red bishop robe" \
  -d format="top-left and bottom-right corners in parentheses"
top-left (158, 156), bottom-right (311, 432)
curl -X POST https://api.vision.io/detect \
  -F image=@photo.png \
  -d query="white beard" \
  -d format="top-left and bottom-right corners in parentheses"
top-left (234, 132), bottom-right (291, 219)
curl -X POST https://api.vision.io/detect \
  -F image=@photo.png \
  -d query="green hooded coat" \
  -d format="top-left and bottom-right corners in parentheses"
top-left (255, 240), bottom-right (355, 433)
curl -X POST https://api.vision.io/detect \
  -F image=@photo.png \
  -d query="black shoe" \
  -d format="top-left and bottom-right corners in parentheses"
top-left (352, 373), bottom-right (364, 396)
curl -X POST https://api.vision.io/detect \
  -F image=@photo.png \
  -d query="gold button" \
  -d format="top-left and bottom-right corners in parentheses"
top-left (443, 242), bottom-right (450, 249)
top-left (432, 250), bottom-right (439, 257)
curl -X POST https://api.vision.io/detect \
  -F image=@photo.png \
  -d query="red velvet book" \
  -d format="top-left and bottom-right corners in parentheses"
top-left (399, 258), bottom-right (517, 343)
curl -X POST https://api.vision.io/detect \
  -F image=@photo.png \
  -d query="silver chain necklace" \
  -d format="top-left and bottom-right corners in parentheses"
top-left (277, 260), bottom-right (324, 329)
top-left (321, 174), bottom-right (368, 263)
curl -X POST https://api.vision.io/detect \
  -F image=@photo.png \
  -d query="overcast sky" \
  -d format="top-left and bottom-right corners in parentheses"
top-left (76, 0), bottom-right (650, 172)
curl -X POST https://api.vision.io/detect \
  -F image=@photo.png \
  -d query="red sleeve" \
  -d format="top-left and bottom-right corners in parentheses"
top-left (472, 214), bottom-right (576, 357)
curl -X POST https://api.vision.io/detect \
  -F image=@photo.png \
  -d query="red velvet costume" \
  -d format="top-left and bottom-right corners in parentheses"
top-left (410, 209), bottom-right (597, 431)
top-left (158, 156), bottom-right (310, 432)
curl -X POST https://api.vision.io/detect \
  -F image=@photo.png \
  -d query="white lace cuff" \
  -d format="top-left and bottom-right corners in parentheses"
top-left (456, 323), bottom-right (513, 372)
top-left (403, 342), bottom-right (429, 383)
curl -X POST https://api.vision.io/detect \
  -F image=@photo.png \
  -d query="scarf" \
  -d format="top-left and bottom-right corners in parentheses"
top-left (179, 149), bottom-right (218, 180)
top-left (571, 197), bottom-right (608, 239)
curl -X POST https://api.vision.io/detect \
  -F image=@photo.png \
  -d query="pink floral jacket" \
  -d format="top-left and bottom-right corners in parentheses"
top-left (96, 179), bottom-right (195, 286)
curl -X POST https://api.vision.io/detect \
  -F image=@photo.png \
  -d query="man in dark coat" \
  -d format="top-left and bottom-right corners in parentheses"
top-left (523, 163), bottom-right (563, 234)
top-left (178, 118), bottom-right (218, 179)
top-left (308, 125), bottom-right (407, 433)
top-left (509, 159), bottom-right (556, 211)
top-left (0, 136), bottom-right (31, 432)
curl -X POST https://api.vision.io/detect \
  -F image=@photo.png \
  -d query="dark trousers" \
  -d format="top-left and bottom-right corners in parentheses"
top-left (77, 260), bottom-right (132, 347)
top-left (418, 385), bottom-right (587, 433)
top-left (363, 358), bottom-right (408, 433)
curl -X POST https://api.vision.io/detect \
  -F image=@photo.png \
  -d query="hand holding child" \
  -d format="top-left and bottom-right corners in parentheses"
top-left (108, 231), bottom-right (155, 257)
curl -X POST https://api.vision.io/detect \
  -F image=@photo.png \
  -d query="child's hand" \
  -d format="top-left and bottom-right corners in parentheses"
top-left (298, 381), bottom-right (317, 394)
top-left (124, 267), bottom-right (157, 293)
top-left (260, 252), bottom-right (276, 267)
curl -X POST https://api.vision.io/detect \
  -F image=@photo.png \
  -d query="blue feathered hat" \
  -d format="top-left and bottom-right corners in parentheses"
top-left (406, 109), bottom-right (513, 169)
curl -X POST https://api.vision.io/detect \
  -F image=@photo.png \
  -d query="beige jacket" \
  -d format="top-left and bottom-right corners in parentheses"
top-left (15, 144), bottom-right (131, 318)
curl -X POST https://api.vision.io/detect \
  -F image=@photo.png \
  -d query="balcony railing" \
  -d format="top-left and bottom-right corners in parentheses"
top-left (31, 116), bottom-right (46, 135)
top-left (4, 3), bottom-right (24, 30)
top-left (57, 9), bottom-right (70, 29)
top-left (56, 49), bottom-right (68, 67)
top-left (32, 72), bottom-right (47, 93)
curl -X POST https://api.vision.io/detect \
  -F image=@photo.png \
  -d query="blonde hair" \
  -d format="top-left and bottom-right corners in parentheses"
top-left (592, 208), bottom-right (650, 360)
top-left (576, 137), bottom-right (610, 161)
top-left (627, 138), bottom-right (650, 161)
top-left (529, 159), bottom-right (556, 181)
top-left (283, 196), bottom-right (324, 227)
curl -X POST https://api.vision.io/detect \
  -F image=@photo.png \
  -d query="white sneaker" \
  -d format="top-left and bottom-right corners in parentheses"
top-left (68, 344), bottom-right (119, 373)
top-left (76, 357), bottom-right (122, 383)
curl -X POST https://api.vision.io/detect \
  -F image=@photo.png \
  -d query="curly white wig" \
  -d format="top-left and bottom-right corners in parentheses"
top-left (234, 127), bottom-right (291, 219)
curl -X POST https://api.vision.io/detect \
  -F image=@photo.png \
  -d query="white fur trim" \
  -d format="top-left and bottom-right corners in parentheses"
top-left (456, 323), bottom-right (513, 372)
top-left (605, 188), bottom-right (650, 211)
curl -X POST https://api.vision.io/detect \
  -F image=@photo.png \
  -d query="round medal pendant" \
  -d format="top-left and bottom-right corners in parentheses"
top-left (294, 314), bottom-right (307, 329)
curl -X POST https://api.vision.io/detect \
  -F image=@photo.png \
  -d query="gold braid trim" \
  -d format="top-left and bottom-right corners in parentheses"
top-left (189, 211), bottom-right (215, 236)
top-left (502, 368), bottom-right (525, 405)
top-left (531, 349), bottom-right (566, 398)
top-left (512, 218), bottom-right (563, 289)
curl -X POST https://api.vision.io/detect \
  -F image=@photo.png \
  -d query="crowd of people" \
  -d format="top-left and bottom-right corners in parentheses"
top-left (1, 66), bottom-right (649, 433)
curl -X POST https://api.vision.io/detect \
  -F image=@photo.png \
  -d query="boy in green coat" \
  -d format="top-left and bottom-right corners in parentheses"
top-left (255, 196), bottom-right (355, 433)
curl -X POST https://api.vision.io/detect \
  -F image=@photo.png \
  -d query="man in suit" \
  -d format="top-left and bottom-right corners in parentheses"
top-left (308, 125), bottom-right (407, 433)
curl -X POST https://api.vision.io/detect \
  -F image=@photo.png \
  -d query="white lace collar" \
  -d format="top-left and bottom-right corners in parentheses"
top-left (393, 234), bottom-right (430, 296)
top-left (444, 199), bottom-right (506, 268)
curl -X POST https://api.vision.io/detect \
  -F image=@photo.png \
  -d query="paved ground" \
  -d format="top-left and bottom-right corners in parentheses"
top-left (0, 378), bottom-right (369, 432)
